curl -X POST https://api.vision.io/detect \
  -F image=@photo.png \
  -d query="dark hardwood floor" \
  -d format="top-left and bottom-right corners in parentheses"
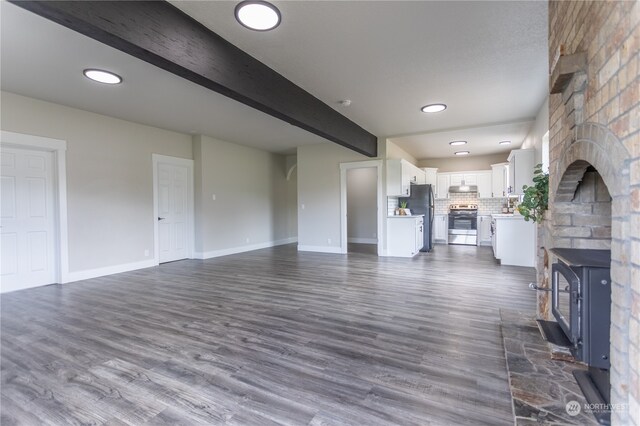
top-left (1, 244), bottom-right (536, 425)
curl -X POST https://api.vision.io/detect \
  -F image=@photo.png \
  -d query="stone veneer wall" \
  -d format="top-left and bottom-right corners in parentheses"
top-left (547, 2), bottom-right (639, 424)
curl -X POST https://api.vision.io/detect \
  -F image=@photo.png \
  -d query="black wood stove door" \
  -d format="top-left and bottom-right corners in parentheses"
top-left (552, 261), bottom-right (580, 346)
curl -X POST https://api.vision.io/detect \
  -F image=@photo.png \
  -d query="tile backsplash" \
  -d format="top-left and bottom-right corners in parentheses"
top-left (435, 193), bottom-right (508, 215)
top-left (388, 193), bottom-right (508, 216)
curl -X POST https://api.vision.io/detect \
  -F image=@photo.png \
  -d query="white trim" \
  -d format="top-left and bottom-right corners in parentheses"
top-left (195, 237), bottom-right (297, 259)
top-left (339, 160), bottom-right (384, 256)
top-left (1, 130), bottom-right (69, 284)
top-left (297, 245), bottom-right (343, 254)
top-left (66, 259), bottom-right (157, 283)
top-left (347, 237), bottom-right (378, 244)
top-left (152, 154), bottom-right (195, 265)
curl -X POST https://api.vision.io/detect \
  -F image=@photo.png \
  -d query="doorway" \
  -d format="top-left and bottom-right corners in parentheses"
top-left (152, 154), bottom-right (194, 264)
top-left (0, 131), bottom-right (68, 292)
top-left (339, 160), bottom-right (383, 255)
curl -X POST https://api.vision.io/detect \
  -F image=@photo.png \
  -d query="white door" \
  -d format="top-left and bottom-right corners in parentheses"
top-left (157, 162), bottom-right (189, 263)
top-left (1, 147), bottom-right (56, 292)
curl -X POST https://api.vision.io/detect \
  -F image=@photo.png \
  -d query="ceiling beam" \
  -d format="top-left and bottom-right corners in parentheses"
top-left (11, 1), bottom-right (378, 157)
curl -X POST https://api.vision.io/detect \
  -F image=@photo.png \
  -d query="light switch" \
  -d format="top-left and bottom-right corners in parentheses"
top-left (301, 204), bottom-right (305, 210)
top-left (212, 194), bottom-right (216, 201)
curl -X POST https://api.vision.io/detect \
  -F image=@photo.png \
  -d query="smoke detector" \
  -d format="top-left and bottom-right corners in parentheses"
top-left (338, 99), bottom-right (352, 107)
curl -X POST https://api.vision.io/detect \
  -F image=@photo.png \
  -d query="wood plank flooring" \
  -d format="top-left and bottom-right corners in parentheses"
top-left (1, 244), bottom-right (536, 425)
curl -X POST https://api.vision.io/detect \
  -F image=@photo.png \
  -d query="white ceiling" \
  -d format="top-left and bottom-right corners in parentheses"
top-left (1, 1), bottom-right (548, 159)
top-left (0, 2), bottom-right (329, 154)
top-left (390, 120), bottom-right (534, 159)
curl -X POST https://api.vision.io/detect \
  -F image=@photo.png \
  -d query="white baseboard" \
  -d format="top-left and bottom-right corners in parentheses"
top-left (194, 237), bottom-right (297, 260)
top-left (65, 259), bottom-right (157, 283)
top-left (347, 237), bottom-right (378, 244)
top-left (55, 238), bottom-right (298, 284)
top-left (297, 245), bottom-right (344, 254)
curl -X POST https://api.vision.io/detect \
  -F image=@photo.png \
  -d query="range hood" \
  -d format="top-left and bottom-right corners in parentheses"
top-left (449, 181), bottom-right (478, 193)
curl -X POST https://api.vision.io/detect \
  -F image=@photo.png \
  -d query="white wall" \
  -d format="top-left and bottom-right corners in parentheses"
top-left (521, 97), bottom-right (550, 165)
top-left (386, 139), bottom-right (418, 164)
top-left (1, 91), bottom-right (297, 280)
top-left (1, 91), bottom-right (192, 273)
top-left (193, 134), bottom-right (295, 257)
top-left (418, 153), bottom-right (509, 171)
top-left (347, 168), bottom-right (377, 242)
top-left (297, 141), bottom-right (384, 252)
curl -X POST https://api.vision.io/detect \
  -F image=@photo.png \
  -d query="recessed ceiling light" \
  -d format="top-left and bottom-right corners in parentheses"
top-left (454, 151), bottom-right (470, 156)
top-left (421, 103), bottom-right (447, 113)
top-left (449, 141), bottom-right (467, 146)
top-left (83, 68), bottom-right (122, 84)
top-left (235, 1), bottom-right (281, 31)
top-left (499, 140), bottom-right (512, 145)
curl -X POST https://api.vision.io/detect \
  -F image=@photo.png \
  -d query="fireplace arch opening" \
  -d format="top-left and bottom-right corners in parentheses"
top-left (553, 163), bottom-right (612, 250)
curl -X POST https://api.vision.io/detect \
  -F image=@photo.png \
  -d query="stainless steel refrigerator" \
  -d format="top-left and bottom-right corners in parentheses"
top-left (400, 184), bottom-right (434, 252)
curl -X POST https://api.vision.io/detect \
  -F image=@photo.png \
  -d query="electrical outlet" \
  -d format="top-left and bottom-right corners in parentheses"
top-left (301, 204), bottom-right (305, 210)
top-left (246, 237), bottom-right (250, 243)
top-left (327, 238), bottom-right (331, 244)
top-left (212, 194), bottom-right (216, 201)
top-left (144, 249), bottom-right (149, 257)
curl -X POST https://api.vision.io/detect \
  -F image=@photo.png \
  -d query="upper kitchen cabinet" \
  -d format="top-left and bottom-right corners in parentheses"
top-left (387, 159), bottom-right (425, 197)
top-left (507, 149), bottom-right (535, 195)
top-left (491, 162), bottom-right (509, 198)
top-left (435, 174), bottom-right (450, 199)
top-left (422, 168), bottom-right (438, 187)
top-left (476, 171), bottom-right (492, 198)
top-left (449, 173), bottom-right (477, 186)
top-left (406, 162), bottom-right (427, 185)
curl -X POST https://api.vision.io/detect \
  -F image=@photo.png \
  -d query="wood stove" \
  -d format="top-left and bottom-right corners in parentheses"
top-left (550, 248), bottom-right (612, 425)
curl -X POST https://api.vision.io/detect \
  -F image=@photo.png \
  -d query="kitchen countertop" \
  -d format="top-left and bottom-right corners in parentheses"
top-left (388, 214), bottom-right (424, 219)
top-left (491, 213), bottom-right (524, 219)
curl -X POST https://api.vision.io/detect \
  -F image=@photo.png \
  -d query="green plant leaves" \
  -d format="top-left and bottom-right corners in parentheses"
top-left (517, 163), bottom-right (548, 224)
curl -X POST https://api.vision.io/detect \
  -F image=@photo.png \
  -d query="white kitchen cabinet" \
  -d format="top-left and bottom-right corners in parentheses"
top-left (415, 218), bottom-right (424, 252)
top-left (434, 214), bottom-right (448, 243)
top-left (406, 162), bottom-right (425, 185)
top-left (491, 163), bottom-right (509, 198)
top-left (449, 173), bottom-right (477, 186)
top-left (435, 174), bottom-right (450, 199)
top-left (387, 159), bottom-right (425, 197)
top-left (492, 215), bottom-right (535, 267)
top-left (476, 171), bottom-right (492, 198)
top-left (422, 167), bottom-right (438, 186)
top-left (387, 159), bottom-right (411, 197)
top-left (478, 215), bottom-right (492, 246)
top-left (387, 216), bottom-right (424, 257)
top-left (507, 149), bottom-right (535, 195)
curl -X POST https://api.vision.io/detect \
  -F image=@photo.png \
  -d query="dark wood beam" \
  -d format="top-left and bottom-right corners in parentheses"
top-left (11, 1), bottom-right (377, 157)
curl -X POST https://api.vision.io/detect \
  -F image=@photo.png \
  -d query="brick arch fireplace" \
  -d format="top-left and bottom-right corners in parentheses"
top-left (545, 121), bottom-right (633, 421)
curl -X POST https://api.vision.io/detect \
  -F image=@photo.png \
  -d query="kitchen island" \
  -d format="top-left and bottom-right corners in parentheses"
top-left (491, 214), bottom-right (536, 267)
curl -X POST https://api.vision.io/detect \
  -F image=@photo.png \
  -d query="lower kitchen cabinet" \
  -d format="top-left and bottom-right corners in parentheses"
top-left (387, 216), bottom-right (424, 257)
top-left (478, 215), bottom-right (492, 246)
top-left (434, 214), bottom-right (448, 244)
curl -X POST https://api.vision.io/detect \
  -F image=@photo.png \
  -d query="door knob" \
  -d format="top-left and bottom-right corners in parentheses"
top-left (158, 217), bottom-right (166, 221)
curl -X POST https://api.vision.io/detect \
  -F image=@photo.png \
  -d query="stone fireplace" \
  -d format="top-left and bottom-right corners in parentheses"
top-left (543, 2), bottom-right (639, 424)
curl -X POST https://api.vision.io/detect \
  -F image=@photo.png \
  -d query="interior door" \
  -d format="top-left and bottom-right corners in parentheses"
top-left (1, 147), bottom-right (56, 292)
top-left (157, 162), bottom-right (189, 263)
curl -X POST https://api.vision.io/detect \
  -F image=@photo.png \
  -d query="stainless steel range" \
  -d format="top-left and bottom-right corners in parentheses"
top-left (448, 204), bottom-right (478, 245)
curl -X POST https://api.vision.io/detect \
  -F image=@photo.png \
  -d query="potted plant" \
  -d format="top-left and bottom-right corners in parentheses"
top-left (399, 200), bottom-right (408, 216)
top-left (517, 163), bottom-right (549, 223)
